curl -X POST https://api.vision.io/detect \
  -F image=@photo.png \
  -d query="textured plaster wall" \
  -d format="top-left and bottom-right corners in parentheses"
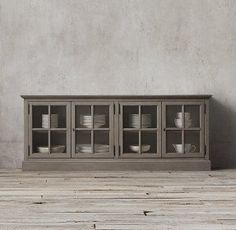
top-left (0, 0), bottom-right (235, 168)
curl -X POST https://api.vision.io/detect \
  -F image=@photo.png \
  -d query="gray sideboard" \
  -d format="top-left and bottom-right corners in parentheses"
top-left (21, 95), bottom-right (211, 170)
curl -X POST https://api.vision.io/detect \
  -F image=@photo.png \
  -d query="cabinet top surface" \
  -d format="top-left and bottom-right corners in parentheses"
top-left (21, 95), bottom-right (212, 100)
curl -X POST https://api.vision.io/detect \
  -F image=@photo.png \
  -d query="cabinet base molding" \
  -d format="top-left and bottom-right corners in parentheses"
top-left (23, 159), bottom-right (211, 171)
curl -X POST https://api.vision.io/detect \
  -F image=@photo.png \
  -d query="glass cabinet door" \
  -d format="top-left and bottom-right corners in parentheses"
top-left (120, 102), bottom-right (161, 158)
top-left (72, 103), bottom-right (113, 158)
top-left (162, 102), bottom-right (204, 157)
top-left (29, 102), bottom-right (70, 158)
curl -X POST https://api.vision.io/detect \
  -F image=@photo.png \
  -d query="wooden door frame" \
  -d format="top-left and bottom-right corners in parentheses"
top-left (162, 101), bottom-right (205, 158)
top-left (118, 101), bottom-right (161, 158)
top-left (28, 101), bottom-right (71, 159)
top-left (71, 101), bottom-right (114, 159)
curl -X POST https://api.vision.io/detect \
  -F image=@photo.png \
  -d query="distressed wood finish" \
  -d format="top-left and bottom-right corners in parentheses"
top-left (0, 169), bottom-right (236, 229)
top-left (22, 95), bottom-right (212, 171)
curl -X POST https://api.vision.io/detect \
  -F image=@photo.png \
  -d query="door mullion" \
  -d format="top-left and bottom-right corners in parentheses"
top-left (71, 103), bottom-right (75, 158)
top-left (139, 105), bottom-right (141, 155)
top-left (182, 105), bottom-right (185, 154)
top-left (91, 105), bottom-right (94, 154)
top-left (48, 105), bottom-right (51, 156)
top-left (68, 102), bottom-right (71, 158)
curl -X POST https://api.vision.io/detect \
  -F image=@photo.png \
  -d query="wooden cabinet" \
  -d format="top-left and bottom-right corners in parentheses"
top-left (22, 95), bottom-right (211, 170)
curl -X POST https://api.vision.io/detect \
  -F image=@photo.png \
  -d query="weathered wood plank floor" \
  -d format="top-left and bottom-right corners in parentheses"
top-left (0, 170), bottom-right (236, 230)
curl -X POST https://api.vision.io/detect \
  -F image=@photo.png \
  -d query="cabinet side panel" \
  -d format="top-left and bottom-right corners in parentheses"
top-left (205, 99), bottom-right (210, 160)
top-left (24, 100), bottom-right (29, 160)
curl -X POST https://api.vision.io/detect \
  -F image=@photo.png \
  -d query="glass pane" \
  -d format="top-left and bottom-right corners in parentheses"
top-left (50, 106), bottom-right (66, 128)
top-left (94, 131), bottom-right (109, 153)
top-left (94, 106), bottom-right (109, 128)
top-left (123, 106), bottom-right (139, 128)
top-left (185, 131), bottom-right (200, 153)
top-left (184, 105), bottom-right (200, 128)
top-left (32, 106), bottom-right (48, 128)
top-left (32, 131), bottom-right (48, 153)
top-left (76, 106), bottom-right (92, 128)
top-left (166, 131), bottom-right (182, 153)
top-left (141, 131), bottom-right (157, 153)
top-left (141, 106), bottom-right (157, 128)
top-left (75, 131), bottom-right (91, 154)
top-left (50, 131), bottom-right (66, 153)
top-left (123, 131), bottom-right (139, 153)
top-left (166, 105), bottom-right (182, 128)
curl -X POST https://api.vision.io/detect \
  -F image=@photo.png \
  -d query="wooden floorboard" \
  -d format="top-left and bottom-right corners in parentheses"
top-left (0, 170), bottom-right (236, 229)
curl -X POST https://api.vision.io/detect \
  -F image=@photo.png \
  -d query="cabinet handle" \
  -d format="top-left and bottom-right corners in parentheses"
top-left (73, 128), bottom-right (75, 132)
top-left (163, 128), bottom-right (166, 131)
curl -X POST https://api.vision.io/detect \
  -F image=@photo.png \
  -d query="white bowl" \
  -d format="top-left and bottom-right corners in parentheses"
top-left (37, 146), bottom-right (49, 153)
top-left (129, 145), bottom-right (151, 153)
top-left (172, 144), bottom-right (196, 153)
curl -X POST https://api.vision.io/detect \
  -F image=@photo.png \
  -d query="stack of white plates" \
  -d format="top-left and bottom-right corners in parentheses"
top-left (76, 144), bottom-right (92, 153)
top-left (80, 115), bottom-right (106, 128)
top-left (76, 144), bottom-right (109, 153)
top-left (37, 145), bottom-right (65, 153)
top-left (42, 114), bottom-right (58, 128)
top-left (129, 114), bottom-right (152, 128)
top-left (42, 114), bottom-right (49, 128)
top-left (94, 144), bottom-right (109, 153)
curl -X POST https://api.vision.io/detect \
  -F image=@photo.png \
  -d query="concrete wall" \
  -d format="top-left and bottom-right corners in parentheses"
top-left (0, 0), bottom-right (235, 169)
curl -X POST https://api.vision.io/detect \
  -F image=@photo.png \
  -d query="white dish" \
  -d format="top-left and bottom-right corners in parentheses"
top-left (76, 144), bottom-right (92, 153)
top-left (51, 145), bottom-right (65, 153)
top-left (42, 114), bottom-right (58, 128)
top-left (80, 114), bottom-right (106, 128)
top-left (95, 144), bottom-right (110, 153)
top-left (129, 114), bottom-right (152, 128)
top-left (37, 145), bottom-right (65, 153)
top-left (37, 146), bottom-right (49, 153)
top-left (129, 145), bottom-right (151, 153)
top-left (76, 144), bottom-right (109, 153)
top-left (80, 123), bottom-right (106, 128)
top-left (172, 144), bottom-right (196, 153)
